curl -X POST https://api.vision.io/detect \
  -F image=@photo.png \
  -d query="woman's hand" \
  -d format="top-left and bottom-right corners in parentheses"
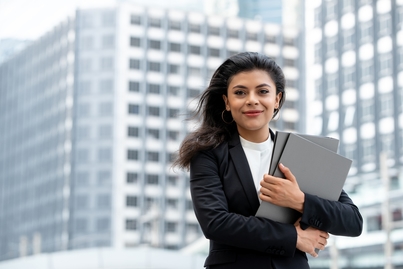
top-left (259, 163), bottom-right (305, 212)
top-left (295, 218), bottom-right (329, 257)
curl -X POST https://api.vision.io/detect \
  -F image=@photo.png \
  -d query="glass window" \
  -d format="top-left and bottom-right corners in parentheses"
top-left (208, 48), bottom-right (220, 58)
top-left (76, 149), bottom-right (89, 163)
top-left (147, 151), bottom-right (159, 162)
top-left (168, 64), bottom-right (180, 74)
top-left (130, 37), bottom-right (141, 47)
top-left (97, 194), bottom-right (110, 208)
top-left (129, 59), bottom-right (140, 69)
top-left (128, 104), bottom-right (139, 114)
top-left (362, 138), bottom-right (375, 163)
top-left (98, 125), bottom-right (112, 138)
top-left (98, 148), bottom-right (111, 162)
top-left (359, 21), bottom-right (373, 43)
top-left (127, 172), bottom-right (138, 183)
top-left (168, 108), bottom-right (179, 118)
top-left (342, 0), bottom-right (354, 12)
top-left (126, 219), bottom-right (137, 230)
top-left (147, 174), bottom-right (159, 185)
top-left (314, 7), bottom-right (322, 28)
top-left (343, 67), bottom-right (355, 87)
top-left (127, 150), bottom-right (139, 160)
top-left (189, 45), bottom-right (201, 55)
top-left (208, 26), bottom-right (220, 36)
top-left (169, 42), bottom-right (181, 52)
top-left (167, 198), bottom-right (178, 209)
top-left (361, 99), bottom-right (374, 122)
top-left (79, 81), bottom-right (92, 95)
top-left (148, 61), bottom-right (161, 72)
top-left (149, 39), bottom-right (161, 50)
top-left (367, 215), bottom-right (382, 232)
top-left (166, 222), bottom-right (177, 232)
top-left (378, 53), bottom-right (392, 76)
top-left (168, 176), bottom-right (178, 186)
top-left (99, 79), bottom-right (113, 93)
top-left (147, 83), bottom-right (160, 94)
top-left (102, 12), bottom-right (115, 27)
top-left (379, 92), bottom-right (394, 117)
top-left (149, 18), bottom-right (161, 28)
top-left (360, 60), bottom-right (373, 82)
top-left (81, 36), bottom-right (94, 50)
top-left (188, 66), bottom-right (201, 76)
top-left (326, 36), bottom-right (338, 57)
top-left (169, 20), bottom-right (181, 31)
top-left (378, 14), bottom-right (391, 36)
top-left (130, 14), bottom-right (142, 25)
top-left (100, 57), bottom-right (113, 70)
top-left (129, 81), bottom-right (140, 92)
top-left (147, 128), bottom-right (159, 139)
top-left (97, 170), bottom-right (111, 185)
top-left (265, 35), bottom-right (276, 43)
top-left (99, 102), bottom-right (112, 116)
top-left (228, 29), bottom-right (239, 38)
top-left (326, 1), bottom-right (337, 20)
top-left (97, 218), bottom-right (110, 231)
top-left (77, 126), bottom-right (90, 140)
top-left (189, 23), bottom-right (201, 33)
top-left (75, 219), bottom-right (87, 233)
top-left (188, 88), bottom-right (200, 98)
top-left (102, 35), bottom-right (114, 48)
top-left (126, 196), bottom-right (138, 207)
top-left (169, 86), bottom-right (180, 96)
top-left (128, 126), bottom-right (139, 137)
top-left (148, 106), bottom-right (160, 116)
top-left (342, 29), bottom-right (355, 50)
top-left (246, 32), bottom-right (258, 41)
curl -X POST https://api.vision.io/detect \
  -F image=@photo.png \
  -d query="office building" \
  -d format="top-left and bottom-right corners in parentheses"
top-left (306, 0), bottom-right (403, 267)
top-left (0, 2), bottom-right (303, 262)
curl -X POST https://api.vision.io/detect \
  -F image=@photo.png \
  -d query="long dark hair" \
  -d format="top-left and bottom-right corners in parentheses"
top-left (174, 52), bottom-right (286, 169)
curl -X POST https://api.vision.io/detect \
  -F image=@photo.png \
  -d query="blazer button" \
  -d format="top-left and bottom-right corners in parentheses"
top-left (280, 250), bottom-right (285, 255)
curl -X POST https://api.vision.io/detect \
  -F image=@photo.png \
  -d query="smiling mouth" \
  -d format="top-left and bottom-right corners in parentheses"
top-left (243, 111), bottom-right (263, 116)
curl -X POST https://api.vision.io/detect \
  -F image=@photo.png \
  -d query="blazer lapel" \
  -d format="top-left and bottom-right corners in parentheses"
top-left (228, 134), bottom-right (261, 212)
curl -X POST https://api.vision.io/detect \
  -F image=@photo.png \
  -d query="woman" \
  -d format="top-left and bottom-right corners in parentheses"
top-left (175, 52), bottom-right (362, 269)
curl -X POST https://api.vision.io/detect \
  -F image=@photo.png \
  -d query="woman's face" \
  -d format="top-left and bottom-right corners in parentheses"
top-left (223, 69), bottom-right (281, 142)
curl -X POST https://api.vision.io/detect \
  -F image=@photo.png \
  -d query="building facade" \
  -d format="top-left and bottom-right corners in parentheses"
top-left (0, 2), bottom-right (303, 262)
top-left (306, 0), bottom-right (403, 267)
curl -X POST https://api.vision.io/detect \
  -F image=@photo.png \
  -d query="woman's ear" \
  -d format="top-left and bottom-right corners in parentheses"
top-left (222, 95), bottom-right (230, 111)
top-left (275, 92), bottom-right (282, 108)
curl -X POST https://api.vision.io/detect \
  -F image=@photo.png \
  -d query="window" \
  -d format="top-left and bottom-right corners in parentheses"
top-left (98, 102), bottom-right (112, 116)
top-left (208, 26), bottom-right (220, 36)
top-left (169, 20), bottom-right (181, 30)
top-left (169, 42), bottom-right (181, 52)
top-left (283, 37), bottom-right (295, 46)
top-left (168, 176), bottom-right (178, 186)
top-left (168, 130), bottom-right (179, 141)
top-left (362, 138), bottom-right (375, 163)
top-left (168, 64), bottom-right (180, 74)
top-left (167, 198), bottom-right (178, 209)
top-left (379, 93), bottom-right (394, 117)
top-left (314, 7), bottom-right (321, 28)
top-left (149, 18), bottom-right (161, 28)
top-left (149, 39), bottom-right (161, 50)
top-left (188, 67), bottom-right (201, 76)
top-left (128, 104), bottom-right (139, 114)
top-left (325, 1), bottom-right (337, 20)
top-left (188, 88), bottom-right (200, 98)
top-left (80, 58), bottom-right (92, 72)
top-left (130, 37), bottom-right (141, 47)
top-left (100, 57), bottom-right (113, 70)
top-left (147, 174), bottom-right (159, 185)
top-left (129, 81), bottom-right (140, 92)
top-left (361, 99), bottom-right (374, 122)
top-left (102, 12), bottom-right (115, 27)
top-left (359, 21), bottom-right (373, 43)
top-left (97, 218), bottom-right (110, 232)
top-left (130, 14), bottom-right (142, 25)
top-left (99, 79), bottom-right (113, 93)
top-left (189, 45), bottom-right (201, 55)
top-left (343, 67), bottom-right (355, 87)
top-left (360, 60), bottom-right (373, 82)
top-left (169, 86), bottom-right (180, 96)
top-left (342, 0), bottom-right (354, 12)
top-left (127, 172), bottom-right (138, 183)
top-left (148, 61), bottom-right (161, 72)
top-left (326, 74), bottom-right (338, 95)
top-left (81, 36), bottom-right (94, 50)
top-left (75, 195), bottom-right (88, 209)
top-left (126, 219), bottom-right (137, 230)
top-left (166, 222), bottom-right (177, 232)
top-left (75, 219), bottom-right (87, 233)
top-left (147, 151), bottom-right (159, 162)
top-left (148, 106), bottom-right (160, 116)
top-left (189, 23), bottom-right (201, 33)
top-left (378, 14), bottom-right (392, 36)
top-left (168, 108), bottom-right (179, 118)
top-left (98, 148), bottom-right (111, 162)
top-left (77, 126), bottom-right (90, 140)
top-left (246, 32), bottom-right (258, 41)
top-left (128, 126), bottom-right (139, 137)
top-left (126, 196), bottom-right (138, 207)
top-left (75, 172), bottom-right (89, 186)
top-left (97, 194), bottom-right (110, 208)
top-left (76, 149), bottom-right (89, 163)
top-left (148, 128), bottom-right (159, 139)
top-left (147, 83), bottom-right (160, 94)
top-left (102, 35), bottom-right (114, 48)
top-left (367, 215), bottom-right (382, 232)
top-left (342, 29), bottom-right (354, 50)
top-left (208, 48), bottom-right (220, 58)
top-left (284, 59), bottom-right (295, 67)
top-left (227, 29), bottom-right (239, 38)
top-left (127, 150), bottom-right (139, 160)
top-left (129, 59), bottom-right (140, 69)
top-left (265, 35), bottom-right (276, 43)
top-left (167, 152), bottom-right (177, 163)
top-left (97, 170), bottom-right (110, 185)
top-left (378, 53), bottom-right (392, 76)
top-left (79, 81), bottom-right (91, 95)
top-left (381, 134), bottom-right (394, 158)
top-left (326, 36), bottom-right (337, 56)
top-left (98, 125), bottom-right (112, 138)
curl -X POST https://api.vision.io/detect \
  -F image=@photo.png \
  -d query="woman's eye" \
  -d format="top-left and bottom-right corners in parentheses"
top-left (260, 89), bottom-right (269, 94)
top-left (234, 91), bottom-right (245, 95)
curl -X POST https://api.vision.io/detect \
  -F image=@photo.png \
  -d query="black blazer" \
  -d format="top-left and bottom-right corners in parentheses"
top-left (190, 130), bottom-right (363, 269)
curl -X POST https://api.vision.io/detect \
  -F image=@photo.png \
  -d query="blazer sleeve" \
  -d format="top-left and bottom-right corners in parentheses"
top-left (300, 190), bottom-right (363, 236)
top-left (190, 149), bottom-right (298, 257)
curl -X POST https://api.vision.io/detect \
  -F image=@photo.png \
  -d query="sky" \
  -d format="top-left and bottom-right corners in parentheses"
top-left (0, 0), bottom-right (202, 40)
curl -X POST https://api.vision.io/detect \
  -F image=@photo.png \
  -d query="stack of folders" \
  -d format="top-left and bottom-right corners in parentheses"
top-left (255, 131), bottom-right (353, 224)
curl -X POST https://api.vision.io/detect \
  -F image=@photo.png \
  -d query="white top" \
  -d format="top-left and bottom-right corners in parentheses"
top-left (239, 135), bottom-right (273, 196)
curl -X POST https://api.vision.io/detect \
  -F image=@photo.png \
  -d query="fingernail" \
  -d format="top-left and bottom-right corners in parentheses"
top-left (279, 163), bottom-right (284, 168)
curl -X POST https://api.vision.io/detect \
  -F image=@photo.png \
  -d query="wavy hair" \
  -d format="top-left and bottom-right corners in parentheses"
top-left (174, 52), bottom-right (286, 169)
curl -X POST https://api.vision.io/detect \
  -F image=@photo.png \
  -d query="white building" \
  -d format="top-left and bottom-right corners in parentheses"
top-left (0, 1), bottom-right (303, 262)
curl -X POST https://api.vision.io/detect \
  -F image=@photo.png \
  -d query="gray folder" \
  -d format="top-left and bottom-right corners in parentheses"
top-left (256, 132), bottom-right (352, 224)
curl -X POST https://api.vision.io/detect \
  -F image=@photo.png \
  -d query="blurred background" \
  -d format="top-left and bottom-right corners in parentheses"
top-left (0, 0), bottom-right (402, 268)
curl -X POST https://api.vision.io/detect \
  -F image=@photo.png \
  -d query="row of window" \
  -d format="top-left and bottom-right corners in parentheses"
top-left (77, 124), bottom-right (112, 139)
top-left (75, 217), bottom-right (110, 233)
top-left (127, 149), bottom-right (176, 163)
top-left (129, 14), bottom-right (283, 43)
top-left (126, 173), bottom-right (179, 186)
top-left (128, 127), bottom-right (180, 141)
top-left (125, 219), bottom-right (200, 234)
top-left (75, 194), bottom-right (110, 209)
top-left (125, 196), bottom-right (192, 210)
top-left (128, 104), bottom-right (187, 117)
top-left (129, 81), bottom-right (201, 97)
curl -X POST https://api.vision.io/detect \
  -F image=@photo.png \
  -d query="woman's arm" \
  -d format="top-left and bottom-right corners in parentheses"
top-left (190, 150), bottom-right (298, 257)
top-left (260, 163), bottom-right (363, 237)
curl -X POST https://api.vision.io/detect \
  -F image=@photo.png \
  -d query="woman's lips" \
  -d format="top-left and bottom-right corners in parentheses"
top-left (243, 110), bottom-right (263, 116)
